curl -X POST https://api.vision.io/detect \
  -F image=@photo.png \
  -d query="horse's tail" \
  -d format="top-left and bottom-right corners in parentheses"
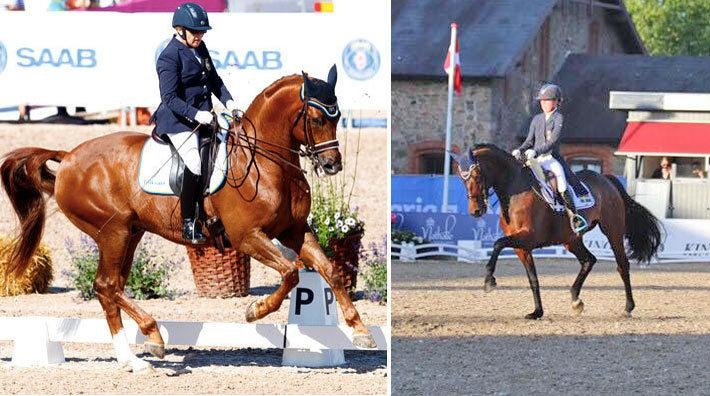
top-left (0, 147), bottom-right (67, 278)
top-left (605, 175), bottom-right (662, 263)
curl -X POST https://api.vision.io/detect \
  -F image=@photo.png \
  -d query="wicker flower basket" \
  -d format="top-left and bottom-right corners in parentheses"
top-left (185, 246), bottom-right (251, 298)
top-left (326, 232), bottom-right (363, 297)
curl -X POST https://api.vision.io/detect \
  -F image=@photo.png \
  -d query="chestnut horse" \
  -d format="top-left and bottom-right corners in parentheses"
top-left (1, 67), bottom-right (376, 372)
top-left (451, 144), bottom-right (662, 319)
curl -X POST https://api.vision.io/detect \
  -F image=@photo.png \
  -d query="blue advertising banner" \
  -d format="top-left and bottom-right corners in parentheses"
top-left (391, 175), bottom-right (502, 215)
top-left (391, 175), bottom-right (503, 247)
top-left (392, 211), bottom-right (504, 248)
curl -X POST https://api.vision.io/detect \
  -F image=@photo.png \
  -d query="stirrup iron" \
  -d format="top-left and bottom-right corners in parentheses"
top-left (183, 218), bottom-right (206, 244)
top-left (570, 213), bottom-right (587, 233)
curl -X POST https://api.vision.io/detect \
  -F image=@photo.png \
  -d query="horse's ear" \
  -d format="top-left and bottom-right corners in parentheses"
top-left (327, 64), bottom-right (338, 88)
top-left (467, 148), bottom-right (476, 163)
top-left (301, 71), bottom-right (311, 97)
top-left (449, 151), bottom-right (461, 164)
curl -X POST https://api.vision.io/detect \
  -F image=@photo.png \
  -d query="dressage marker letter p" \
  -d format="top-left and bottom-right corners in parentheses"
top-left (294, 287), bottom-right (314, 315)
top-left (324, 287), bottom-right (334, 315)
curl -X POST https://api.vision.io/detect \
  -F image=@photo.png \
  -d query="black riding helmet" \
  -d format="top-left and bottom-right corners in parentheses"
top-left (536, 83), bottom-right (563, 101)
top-left (172, 2), bottom-right (212, 31)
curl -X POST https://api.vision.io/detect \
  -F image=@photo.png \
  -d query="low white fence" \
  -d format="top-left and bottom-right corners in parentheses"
top-left (391, 240), bottom-right (710, 264)
top-left (0, 316), bottom-right (388, 366)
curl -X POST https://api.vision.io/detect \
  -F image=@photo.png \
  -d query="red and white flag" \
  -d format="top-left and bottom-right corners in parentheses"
top-left (443, 37), bottom-right (462, 95)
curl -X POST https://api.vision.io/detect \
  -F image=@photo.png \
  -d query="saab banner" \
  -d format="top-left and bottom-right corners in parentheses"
top-left (0, 1), bottom-right (389, 110)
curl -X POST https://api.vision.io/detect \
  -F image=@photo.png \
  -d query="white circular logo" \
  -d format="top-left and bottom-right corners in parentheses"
top-left (341, 39), bottom-right (380, 81)
top-left (0, 42), bottom-right (7, 75)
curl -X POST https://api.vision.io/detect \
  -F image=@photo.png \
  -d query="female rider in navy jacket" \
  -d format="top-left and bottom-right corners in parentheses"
top-left (153, 2), bottom-right (237, 244)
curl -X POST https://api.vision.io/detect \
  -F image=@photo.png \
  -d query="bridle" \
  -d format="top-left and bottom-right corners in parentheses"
top-left (294, 83), bottom-right (341, 175)
top-left (459, 162), bottom-right (491, 209)
top-left (221, 81), bottom-right (341, 177)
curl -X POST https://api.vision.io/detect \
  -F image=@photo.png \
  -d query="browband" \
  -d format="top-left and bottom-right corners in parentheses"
top-left (300, 84), bottom-right (340, 119)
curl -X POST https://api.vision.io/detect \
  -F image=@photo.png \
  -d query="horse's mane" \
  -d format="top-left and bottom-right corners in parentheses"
top-left (472, 143), bottom-right (510, 158)
top-left (469, 143), bottom-right (526, 224)
top-left (262, 74), bottom-right (300, 99)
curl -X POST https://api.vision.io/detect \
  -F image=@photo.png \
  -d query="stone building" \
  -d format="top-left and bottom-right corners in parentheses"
top-left (392, 0), bottom-right (644, 174)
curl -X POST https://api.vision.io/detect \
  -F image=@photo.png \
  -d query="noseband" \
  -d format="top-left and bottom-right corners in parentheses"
top-left (459, 163), bottom-right (490, 207)
top-left (294, 84), bottom-right (340, 174)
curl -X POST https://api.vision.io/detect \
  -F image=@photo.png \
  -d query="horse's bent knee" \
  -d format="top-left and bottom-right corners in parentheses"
top-left (283, 266), bottom-right (299, 287)
top-left (93, 277), bottom-right (118, 298)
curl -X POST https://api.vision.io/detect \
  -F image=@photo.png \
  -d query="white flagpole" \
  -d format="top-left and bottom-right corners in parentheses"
top-left (442, 22), bottom-right (458, 213)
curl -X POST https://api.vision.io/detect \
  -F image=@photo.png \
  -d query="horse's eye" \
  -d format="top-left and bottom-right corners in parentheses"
top-left (311, 117), bottom-right (324, 127)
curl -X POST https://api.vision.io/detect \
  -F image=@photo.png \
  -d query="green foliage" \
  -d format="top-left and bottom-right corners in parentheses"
top-left (308, 176), bottom-right (365, 255)
top-left (361, 239), bottom-right (387, 303)
top-left (626, 0), bottom-right (710, 55)
top-left (391, 229), bottom-right (427, 245)
top-left (307, 132), bottom-right (365, 256)
top-left (64, 234), bottom-right (179, 300)
top-left (124, 248), bottom-right (173, 300)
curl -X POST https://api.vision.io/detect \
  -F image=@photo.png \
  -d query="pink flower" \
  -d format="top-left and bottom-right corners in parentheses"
top-left (390, 212), bottom-right (397, 224)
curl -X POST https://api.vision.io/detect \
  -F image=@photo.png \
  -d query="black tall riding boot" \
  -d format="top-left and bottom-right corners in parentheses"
top-left (181, 169), bottom-right (206, 244)
top-left (561, 189), bottom-right (585, 232)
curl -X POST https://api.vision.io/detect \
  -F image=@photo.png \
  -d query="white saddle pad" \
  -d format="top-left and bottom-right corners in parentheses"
top-left (137, 132), bottom-right (229, 196)
top-left (530, 169), bottom-right (596, 212)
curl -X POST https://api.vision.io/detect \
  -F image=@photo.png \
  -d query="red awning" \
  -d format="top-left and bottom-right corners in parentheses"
top-left (616, 122), bottom-right (710, 156)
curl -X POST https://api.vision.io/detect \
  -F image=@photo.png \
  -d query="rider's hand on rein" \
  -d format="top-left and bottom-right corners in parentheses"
top-left (195, 110), bottom-right (213, 125)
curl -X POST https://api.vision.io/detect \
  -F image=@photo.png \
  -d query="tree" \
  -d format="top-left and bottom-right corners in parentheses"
top-left (626, 0), bottom-right (710, 55)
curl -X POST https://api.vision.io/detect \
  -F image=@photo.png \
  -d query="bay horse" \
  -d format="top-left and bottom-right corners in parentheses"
top-left (1, 66), bottom-right (376, 372)
top-left (451, 144), bottom-right (662, 319)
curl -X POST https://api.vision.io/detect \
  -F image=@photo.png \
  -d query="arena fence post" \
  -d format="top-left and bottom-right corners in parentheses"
top-left (11, 317), bottom-right (65, 367)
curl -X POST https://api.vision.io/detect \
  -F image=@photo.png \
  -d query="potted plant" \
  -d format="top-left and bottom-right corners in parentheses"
top-left (307, 171), bottom-right (365, 297)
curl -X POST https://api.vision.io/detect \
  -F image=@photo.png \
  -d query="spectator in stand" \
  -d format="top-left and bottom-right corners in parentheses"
top-left (1, 0), bottom-right (23, 10)
top-left (651, 156), bottom-right (673, 180)
top-left (691, 161), bottom-right (706, 179)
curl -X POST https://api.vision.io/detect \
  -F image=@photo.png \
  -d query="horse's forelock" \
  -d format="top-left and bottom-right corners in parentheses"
top-left (453, 148), bottom-right (475, 170)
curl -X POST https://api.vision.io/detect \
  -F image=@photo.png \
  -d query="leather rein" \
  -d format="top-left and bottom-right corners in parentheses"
top-left (224, 84), bottom-right (340, 176)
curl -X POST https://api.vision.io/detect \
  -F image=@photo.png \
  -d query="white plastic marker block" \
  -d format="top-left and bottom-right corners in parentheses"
top-left (11, 317), bottom-right (65, 367)
top-left (457, 240), bottom-right (483, 262)
top-left (400, 242), bottom-right (416, 261)
top-left (285, 325), bottom-right (389, 351)
top-left (282, 269), bottom-right (345, 367)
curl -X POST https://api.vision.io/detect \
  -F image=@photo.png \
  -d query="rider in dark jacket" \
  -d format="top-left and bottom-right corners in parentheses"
top-left (152, 2), bottom-right (237, 244)
top-left (512, 83), bottom-right (586, 232)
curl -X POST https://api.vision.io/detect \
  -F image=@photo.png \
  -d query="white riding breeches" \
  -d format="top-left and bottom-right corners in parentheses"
top-left (537, 154), bottom-right (567, 193)
top-left (168, 130), bottom-right (201, 175)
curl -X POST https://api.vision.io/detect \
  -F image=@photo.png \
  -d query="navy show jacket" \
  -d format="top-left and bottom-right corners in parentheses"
top-left (153, 36), bottom-right (233, 134)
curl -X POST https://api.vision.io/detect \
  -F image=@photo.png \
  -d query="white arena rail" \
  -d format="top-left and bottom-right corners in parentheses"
top-left (0, 317), bottom-right (389, 349)
top-left (391, 242), bottom-right (709, 264)
top-left (0, 316), bottom-right (388, 366)
top-left (391, 242), bottom-right (484, 262)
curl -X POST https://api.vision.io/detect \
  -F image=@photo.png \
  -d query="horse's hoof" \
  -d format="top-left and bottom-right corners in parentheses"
top-left (524, 310), bottom-right (543, 320)
top-left (571, 299), bottom-right (585, 314)
top-left (352, 333), bottom-right (377, 349)
top-left (133, 361), bottom-right (155, 374)
top-left (623, 311), bottom-right (633, 318)
top-left (144, 341), bottom-right (165, 359)
top-left (121, 358), bottom-right (154, 373)
top-left (245, 300), bottom-right (259, 322)
top-left (483, 278), bottom-right (497, 293)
